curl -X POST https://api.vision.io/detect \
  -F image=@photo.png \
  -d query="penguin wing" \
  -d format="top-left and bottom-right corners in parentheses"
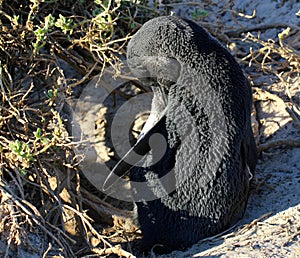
top-left (242, 123), bottom-right (257, 175)
top-left (102, 114), bottom-right (167, 191)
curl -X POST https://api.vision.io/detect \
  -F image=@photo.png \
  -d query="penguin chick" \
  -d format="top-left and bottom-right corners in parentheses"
top-left (105, 16), bottom-right (257, 254)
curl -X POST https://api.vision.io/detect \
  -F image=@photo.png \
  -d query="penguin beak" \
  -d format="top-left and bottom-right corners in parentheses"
top-left (102, 57), bottom-right (174, 192)
top-left (102, 110), bottom-right (167, 192)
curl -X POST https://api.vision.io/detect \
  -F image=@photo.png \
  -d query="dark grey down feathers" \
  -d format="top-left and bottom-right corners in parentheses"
top-left (110, 16), bottom-right (257, 253)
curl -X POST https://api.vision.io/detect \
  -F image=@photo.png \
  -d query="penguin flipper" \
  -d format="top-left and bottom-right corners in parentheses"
top-left (102, 115), bottom-right (166, 191)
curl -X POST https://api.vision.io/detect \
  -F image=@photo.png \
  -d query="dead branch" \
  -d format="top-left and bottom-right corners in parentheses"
top-left (91, 244), bottom-right (136, 258)
top-left (286, 105), bottom-right (300, 129)
top-left (80, 187), bottom-right (134, 226)
top-left (258, 139), bottom-right (300, 152)
top-left (0, 183), bottom-right (75, 257)
top-left (252, 87), bottom-right (286, 106)
top-left (226, 23), bottom-right (300, 37)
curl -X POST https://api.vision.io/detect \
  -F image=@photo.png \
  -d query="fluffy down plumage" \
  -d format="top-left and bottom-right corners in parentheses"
top-left (106, 16), bottom-right (257, 253)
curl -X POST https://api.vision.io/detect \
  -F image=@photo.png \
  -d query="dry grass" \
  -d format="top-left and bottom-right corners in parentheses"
top-left (0, 0), bottom-right (157, 257)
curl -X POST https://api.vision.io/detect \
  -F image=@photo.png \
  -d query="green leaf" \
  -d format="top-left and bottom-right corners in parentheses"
top-left (19, 168), bottom-right (27, 176)
top-left (35, 128), bottom-right (42, 139)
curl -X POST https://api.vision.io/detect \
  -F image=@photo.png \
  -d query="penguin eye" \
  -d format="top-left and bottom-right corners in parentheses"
top-left (138, 77), bottom-right (156, 88)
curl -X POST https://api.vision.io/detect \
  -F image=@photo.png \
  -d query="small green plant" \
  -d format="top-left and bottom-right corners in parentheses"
top-left (191, 8), bottom-right (209, 20)
top-left (18, 168), bottom-right (27, 176)
top-left (129, 21), bottom-right (136, 29)
top-left (9, 140), bottom-right (33, 162)
top-left (11, 15), bottom-right (19, 27)
top-left (45, 89), bottom-right (58, 99)
top-left (45, 89), bottom-right (59, 106)
top-left (55, 14), bottom-right (74, 35)
top-left (32, 14), bottom-right (55, 54)
top-left (34, 127), bottom-right (42, 139)
top-left (34, 128), bottom-right (50, 147)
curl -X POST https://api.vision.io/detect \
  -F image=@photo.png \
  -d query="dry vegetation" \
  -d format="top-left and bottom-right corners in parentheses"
top-left (0, 1), bottom-right (158, 257)
top-left (0, 0), bottom-right (299, 257)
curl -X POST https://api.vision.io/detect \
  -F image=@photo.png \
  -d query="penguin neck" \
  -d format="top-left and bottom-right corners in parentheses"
top-left (138, 85), bottom-right (169, 139)
top-left (151, 85), bottom-right (168, 113)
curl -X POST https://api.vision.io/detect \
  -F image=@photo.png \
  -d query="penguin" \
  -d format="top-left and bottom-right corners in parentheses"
top-left (103, 16), bottom-right (257, 253)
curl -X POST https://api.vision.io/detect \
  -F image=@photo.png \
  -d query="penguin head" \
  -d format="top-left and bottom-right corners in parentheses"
top-left (127, 17), bottom-right (182, 91)
top-left (127, 55), bottom-right (180, 90)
